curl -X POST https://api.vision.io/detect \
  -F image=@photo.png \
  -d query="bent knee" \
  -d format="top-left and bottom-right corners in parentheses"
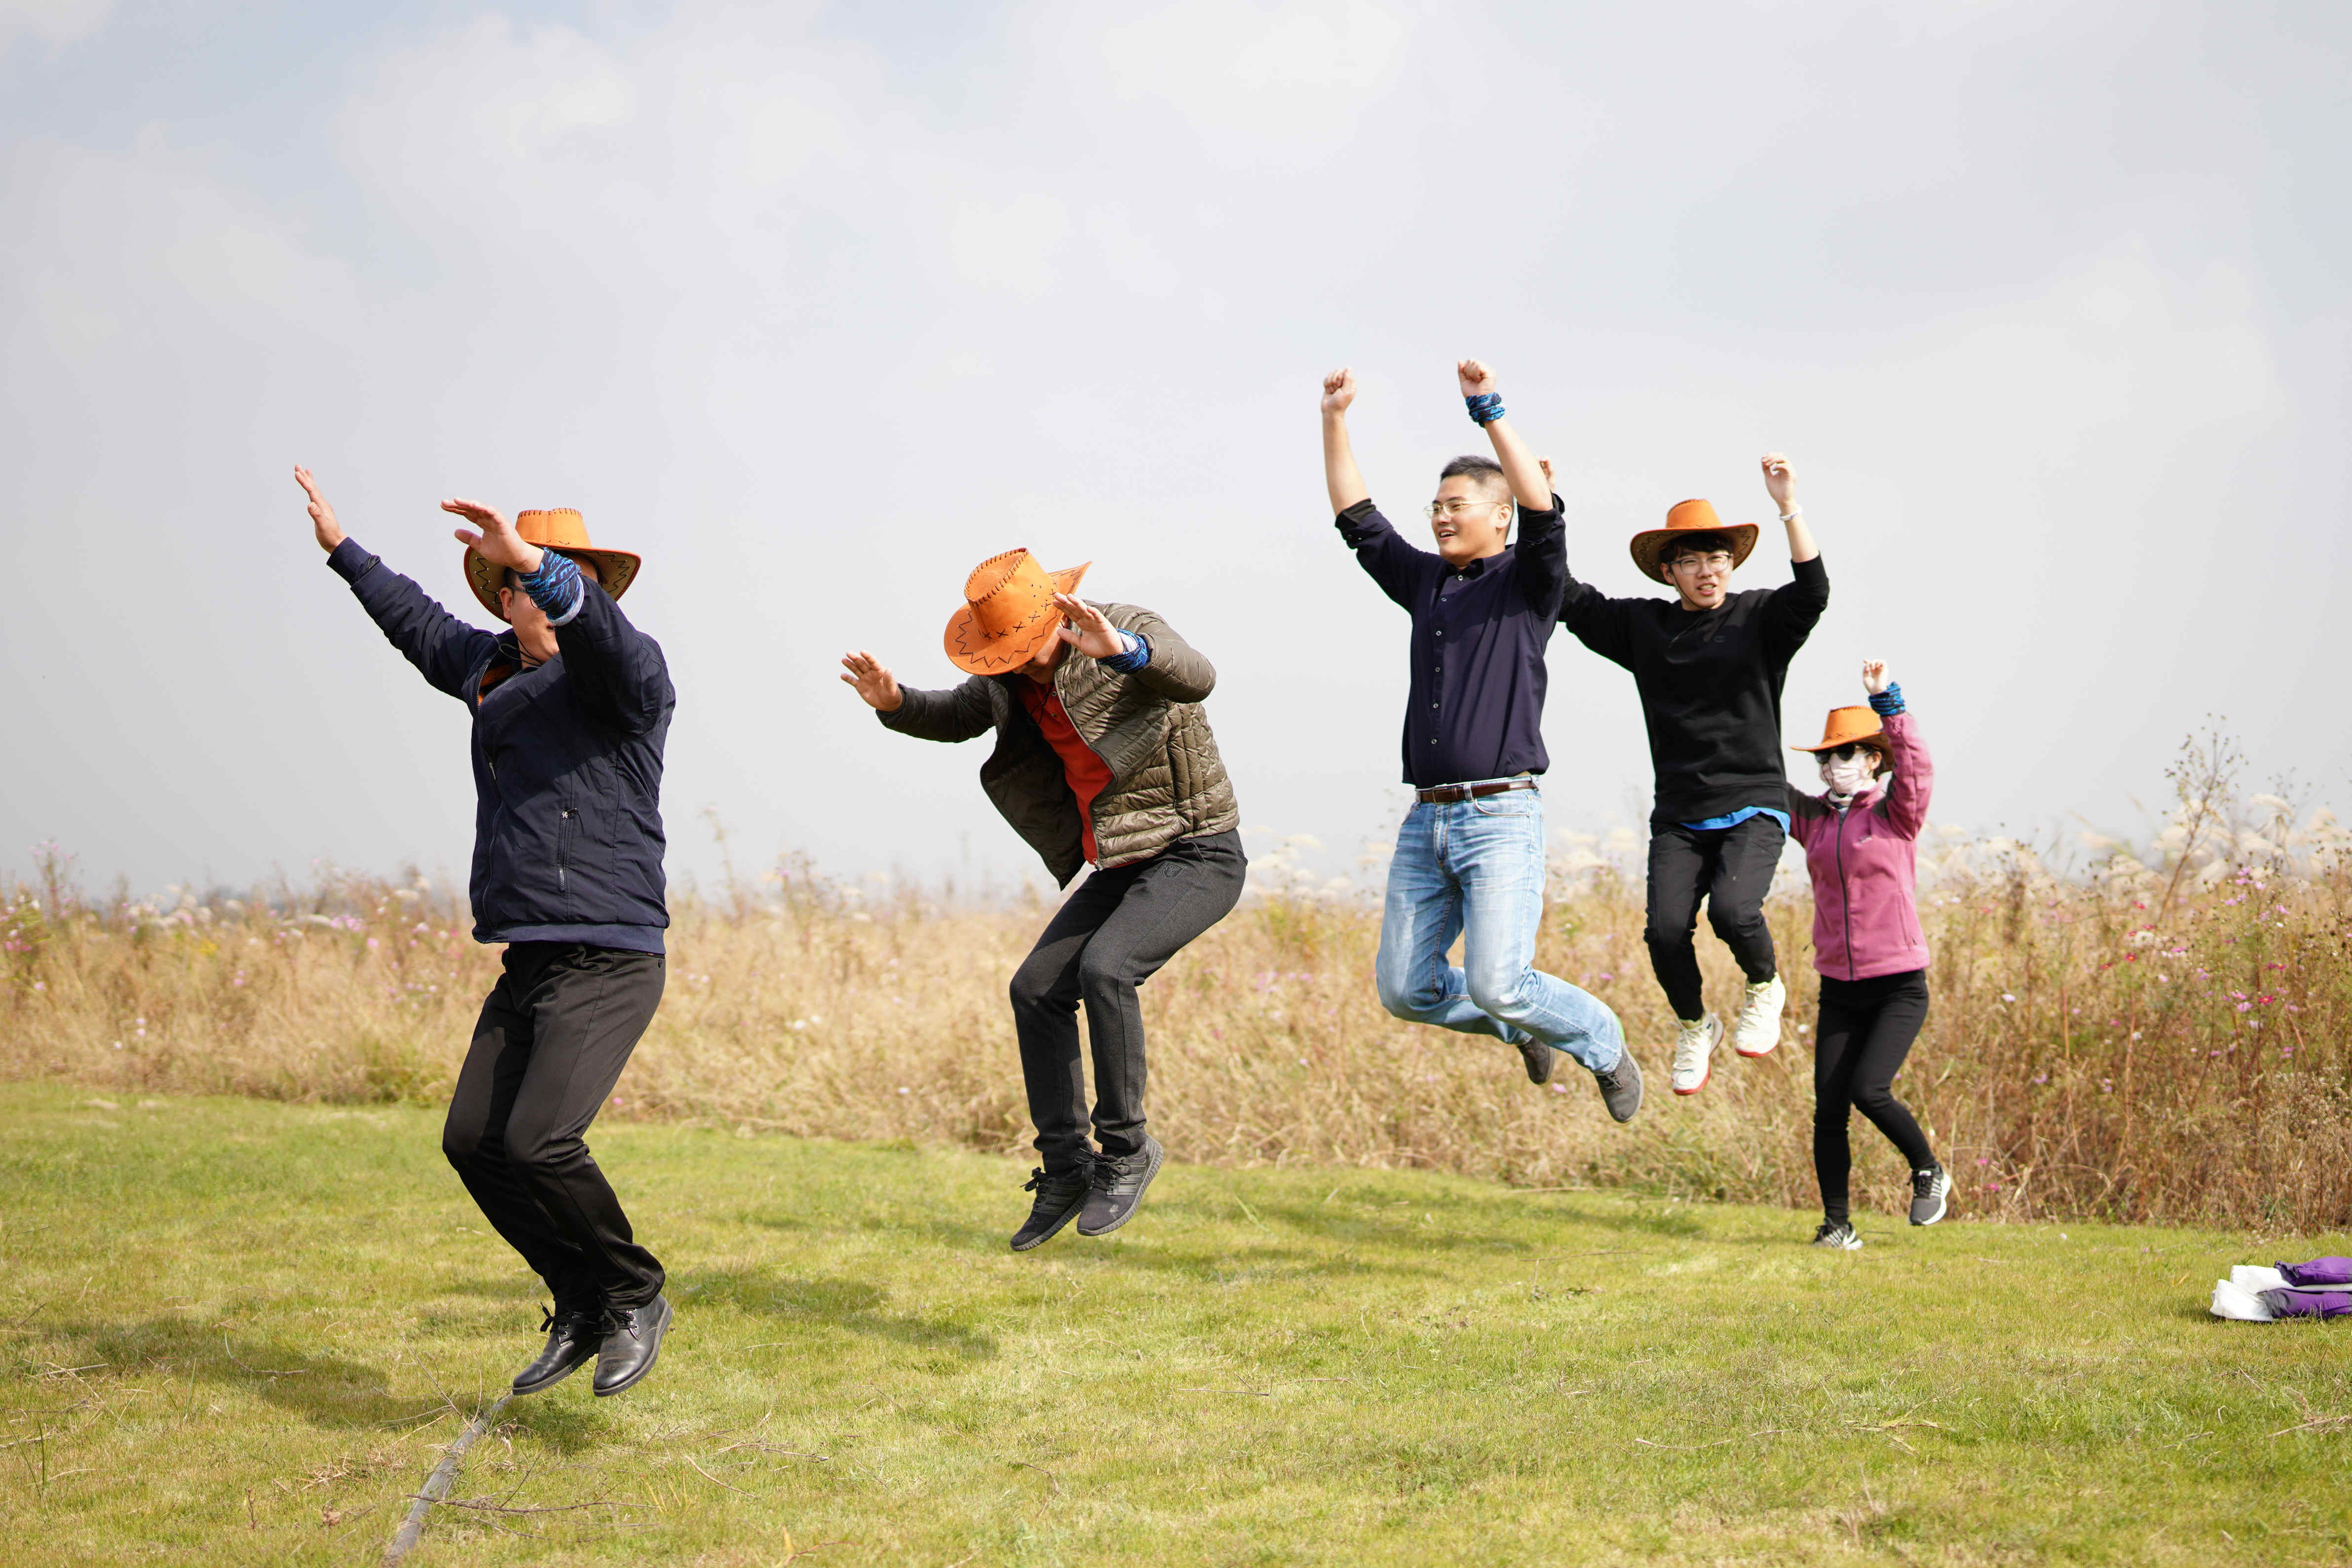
top-left (1464, 965), bottom-right (1531, 1021)
top-left (1375, 971), bottom-right (1442, 1021)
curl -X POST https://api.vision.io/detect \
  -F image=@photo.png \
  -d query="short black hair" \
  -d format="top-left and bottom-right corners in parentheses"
top-left (1437, 454), bottom-right (1511, 499)
top-left (1660, 531), bottom-right (1735, 566)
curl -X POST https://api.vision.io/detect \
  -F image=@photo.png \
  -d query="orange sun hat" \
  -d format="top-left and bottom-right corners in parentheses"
top-left (943, 549), bottom-right (1093, 674)
top-left (1793, 705), bottom-right (1892, 759)
top-left (1628, 498), bottom-right (1761, 585)
top-left (462, 508), bottom-right (642, 623)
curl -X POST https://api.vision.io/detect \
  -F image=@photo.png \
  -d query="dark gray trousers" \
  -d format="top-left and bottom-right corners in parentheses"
top-left (1008, 830), bottom-right (1246, 1170)
top-left (442, 943), bottom-right (666, 1311)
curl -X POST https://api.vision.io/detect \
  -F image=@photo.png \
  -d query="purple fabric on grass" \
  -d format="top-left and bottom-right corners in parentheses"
top-left (2258, 1289), bottom-right (2352, 1319)
top-left (2277, 1257), bottom-right (2352, 1288)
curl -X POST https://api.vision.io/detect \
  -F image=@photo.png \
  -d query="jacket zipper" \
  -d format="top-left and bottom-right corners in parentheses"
top-left (1833, 802), bottom-right (1855, 981)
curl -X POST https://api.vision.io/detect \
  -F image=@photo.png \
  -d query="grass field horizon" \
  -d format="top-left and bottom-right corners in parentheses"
top-left (4, 1083), bottom-right (2350, 1566)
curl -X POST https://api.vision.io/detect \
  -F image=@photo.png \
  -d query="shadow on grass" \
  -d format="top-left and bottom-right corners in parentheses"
top-left (32, 1318), bottom-right (419, 1429)
top-left (674, 1266), bottom-right (997, 1360)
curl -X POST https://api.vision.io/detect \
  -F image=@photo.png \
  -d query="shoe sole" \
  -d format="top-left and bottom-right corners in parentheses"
top-left (1812, 1237), bottom-right (1864, 1251)
top-left (1671, 1061), bottom-right (1710, 1096)
top-left (512, 1346), bottom-right (598, 1397)
top-left (1734, 1040), bottom-right (1779, 1059)
top-left (592, 1300), bottom-right (671, 1398)
top-left (1076, 1141), bottom-right (1163, 1237)
top-left (1910, 1191), bottom-right (1949, 1226)
top-left (1010, 1192), bottom-right (1089, 1252)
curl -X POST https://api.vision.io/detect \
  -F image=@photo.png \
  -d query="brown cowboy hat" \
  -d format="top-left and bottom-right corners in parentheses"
top-left (1793, 705), bottom-right (1892, 760)
top-left (1628, 498), bottom-right (1761, 585)
top-left (943, 548), bottom-right (1093, 675)
top-left (462, 508), bottom-right (643, 623)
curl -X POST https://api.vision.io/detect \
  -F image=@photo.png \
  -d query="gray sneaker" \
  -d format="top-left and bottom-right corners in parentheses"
top-left (1812, 1220), bottom-right (1862, 1250)
top-left (1909, 1166), bottom-right (1951, 1226)
top-left (1076, 1135), bottom-right (1163, 1236)
top-left (1011, 1162), bottom-right (1095, 1252)
top-left (1593, 1049), bottom-right (1643, 1123)
top-left (1516, 1035), bottom-right (1556, 1085)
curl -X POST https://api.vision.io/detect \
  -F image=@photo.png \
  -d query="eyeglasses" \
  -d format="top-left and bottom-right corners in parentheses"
top-left (1818, 744), bottom-right (1876, 763)
top-left (1666, 552), bottom-right (1735, 572)
top-left (1424, 497), bottom-right (1511, 521)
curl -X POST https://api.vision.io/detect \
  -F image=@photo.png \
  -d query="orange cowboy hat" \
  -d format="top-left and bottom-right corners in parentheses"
top-left (1793, 705), bottom-right (1892, 760)
top-left (462, 508), bottom-right (643, 623)
top-left (1628, 498), bottom-right (1761, 585)
top-left (944, 548), bottom-right (1093, 675)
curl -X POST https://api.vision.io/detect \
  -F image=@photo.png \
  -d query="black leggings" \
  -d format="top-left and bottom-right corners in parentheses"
top-left (1813, 968), bottom-right (1936, 1223)
top-left (1644, 817), bottom-right (1782, 1021)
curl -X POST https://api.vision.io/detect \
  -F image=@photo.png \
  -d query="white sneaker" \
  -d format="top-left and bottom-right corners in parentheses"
top-left (1670, 1014), bottom-right (1721, 1095)
top-left (1733, 974), bottom-right (1786, 1058)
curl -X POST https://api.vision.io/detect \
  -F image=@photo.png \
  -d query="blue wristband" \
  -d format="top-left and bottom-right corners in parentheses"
top-left (1868, 683), bottom-right (1905, 717)
top-left (1465, 393), bottom-right (1505, 426)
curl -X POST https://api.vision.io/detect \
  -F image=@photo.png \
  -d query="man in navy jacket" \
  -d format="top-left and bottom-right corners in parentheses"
top-left (294, 466), bottom-right (676, 1400)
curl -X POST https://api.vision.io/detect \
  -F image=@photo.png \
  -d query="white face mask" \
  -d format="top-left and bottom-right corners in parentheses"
top-left (1820, 751), bottom-right (1879, 798)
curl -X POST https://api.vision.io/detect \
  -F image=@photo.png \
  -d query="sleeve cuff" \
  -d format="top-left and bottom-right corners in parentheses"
top-left (519, 551), bottom-right (585, 624)
top-left (1100, 629), bottom-right (1151, 673)
top-left (1869, 684), bottom-right (1904, 717)
top-left (326, 537), bottom-right (379, 584)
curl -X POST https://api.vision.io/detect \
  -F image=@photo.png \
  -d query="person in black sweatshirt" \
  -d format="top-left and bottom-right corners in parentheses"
top-left (1558, 455), bottom-right (1827, 1096)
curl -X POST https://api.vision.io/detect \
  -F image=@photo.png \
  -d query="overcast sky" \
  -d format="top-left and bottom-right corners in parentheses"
top-left (2, 0), bottom-right (2347, 902)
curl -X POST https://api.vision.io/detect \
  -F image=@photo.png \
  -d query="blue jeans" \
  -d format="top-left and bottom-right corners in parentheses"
top-left (1374, 788), bottom-right (1624, 1072)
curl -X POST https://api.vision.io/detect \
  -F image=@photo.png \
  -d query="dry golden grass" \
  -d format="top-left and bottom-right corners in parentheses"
top-left (6, 761), bottom-right (2350, 1233)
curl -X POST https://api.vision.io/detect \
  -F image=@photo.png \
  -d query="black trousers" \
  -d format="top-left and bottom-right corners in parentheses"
top-left (443, 943), bottom-right (667, 1311)
top-left (1814, 968), bottom-right (1936, 1223)
top-left (1008, 830), bottom-right (1246, 1171)
top-left (1643, 816), bottom-right (1783, 1021)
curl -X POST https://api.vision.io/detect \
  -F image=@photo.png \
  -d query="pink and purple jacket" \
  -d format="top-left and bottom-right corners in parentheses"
top-left (1786, 708), bottom-right (1933, 980)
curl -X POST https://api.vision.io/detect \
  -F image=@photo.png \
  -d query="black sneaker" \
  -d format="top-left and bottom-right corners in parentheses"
top-left (1593, 1049), bottom-right (1643, 1123)
top-left (1010, 1161), bottom-right (1095, 1252)
top-left (1811, 1220), bottom-right (1862, 1250)
top-left (1516, 1035), bottom-right (1556, 1085)
top-left (512, 1304), bottom-right (604, 1396)
top-left (1076, 1134), bottom-right (1163, 1237)
top-left (1909, 1166), bottom-right (1951, 1226)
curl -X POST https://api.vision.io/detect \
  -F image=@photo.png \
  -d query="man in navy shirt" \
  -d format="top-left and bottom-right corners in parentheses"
top-left (1320, 362), bottom-right (1642, 1123)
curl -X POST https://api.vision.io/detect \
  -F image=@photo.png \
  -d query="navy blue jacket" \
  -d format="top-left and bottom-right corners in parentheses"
top-left (329, 539), bottom-right (674, 951)
top-left (1337, 495), bottom-right (1566, 788)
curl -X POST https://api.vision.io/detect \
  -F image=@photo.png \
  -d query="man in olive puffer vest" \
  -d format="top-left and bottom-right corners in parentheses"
top-left (841, 549), bottom-right (1243, 1250)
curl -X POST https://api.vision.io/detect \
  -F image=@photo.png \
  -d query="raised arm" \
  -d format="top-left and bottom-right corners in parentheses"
top-left (1321, 368), bottom-right (1369, 513)
top-left (1459, 359), bottom-right (1550, 510)
top-left (297, 465), bottom-right (494, 700)
top-left (1863, 661), bottom-right (1932, 839)
top-left (1059, 597), bottom-right (1216, 703)
top-left (1761, 453), bottom-right (1817, 563)
top-left (1757, 453), bottom-right (1829, 655)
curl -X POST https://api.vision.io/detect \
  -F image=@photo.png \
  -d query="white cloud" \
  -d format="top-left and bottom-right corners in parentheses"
top-left (950, 192), bottom-right (1072, 297)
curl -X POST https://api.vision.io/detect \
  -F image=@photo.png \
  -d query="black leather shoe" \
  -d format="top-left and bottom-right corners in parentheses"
top-left (1076, 1135), bottom-right (1163, 1237)
top-left (1011, 1161), bottom-right (1095, 1252)
top-left (1516, 1036), bottom-right (1556, 1085)
top-left (512, 1305), bottom-right (604, 1396)
top-left (591, 1295), bottom-right (672, 1398)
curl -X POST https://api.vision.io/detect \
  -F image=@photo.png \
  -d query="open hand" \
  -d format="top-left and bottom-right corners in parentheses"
top-left (1861, 659), bottom-right (1890, 695)
top-left (839, 650), bottom-right (903, 712)
top-left (1320, 367), bottom-right (1357, 416)
top-left (1457, 358), bottom-right (1497, 398)
top-left (442, 497), bottom-right (543, 575)
top-left (1760, 453), bottom-right (1797, 512)
top-left (293, 465), bottom-right (345, 553)
top-left (1051, 594), bottom-right (1125, 660)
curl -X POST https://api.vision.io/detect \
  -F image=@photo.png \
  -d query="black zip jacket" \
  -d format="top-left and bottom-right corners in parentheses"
top-left (329, 538), bottom-right (674, 950)
top-left (1560, 554), bottom-right (1829, 823)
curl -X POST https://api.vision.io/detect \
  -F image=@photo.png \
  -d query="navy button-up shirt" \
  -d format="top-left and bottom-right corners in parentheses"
top-left (1337, 496), bottom-right (1566, 789)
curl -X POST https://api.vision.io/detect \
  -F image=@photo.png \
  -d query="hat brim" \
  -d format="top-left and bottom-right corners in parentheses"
top-left (1792, 719), bottom-right (1890, 754)
top-left (465, 546), bottom-right (642, 624)
top-left (1629, 522), bottom-right (1760, 585)
top-left (942, 563), bottom-right (1091, 675)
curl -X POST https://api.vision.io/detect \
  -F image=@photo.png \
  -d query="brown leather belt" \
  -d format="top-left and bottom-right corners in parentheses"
top-left (1415, 777), bottom-right (1538, 804)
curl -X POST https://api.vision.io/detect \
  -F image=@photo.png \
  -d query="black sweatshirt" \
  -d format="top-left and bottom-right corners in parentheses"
top-left (1560, 555), bottom-right (1829, 824)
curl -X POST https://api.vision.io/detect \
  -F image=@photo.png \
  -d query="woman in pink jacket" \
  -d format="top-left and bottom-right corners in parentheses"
top-left (1787, 660), bottom-right (1948, 1249)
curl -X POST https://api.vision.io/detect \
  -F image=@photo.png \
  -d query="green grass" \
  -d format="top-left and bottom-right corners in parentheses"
top-left (1, 1082), bottom-right (2348, 1566)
